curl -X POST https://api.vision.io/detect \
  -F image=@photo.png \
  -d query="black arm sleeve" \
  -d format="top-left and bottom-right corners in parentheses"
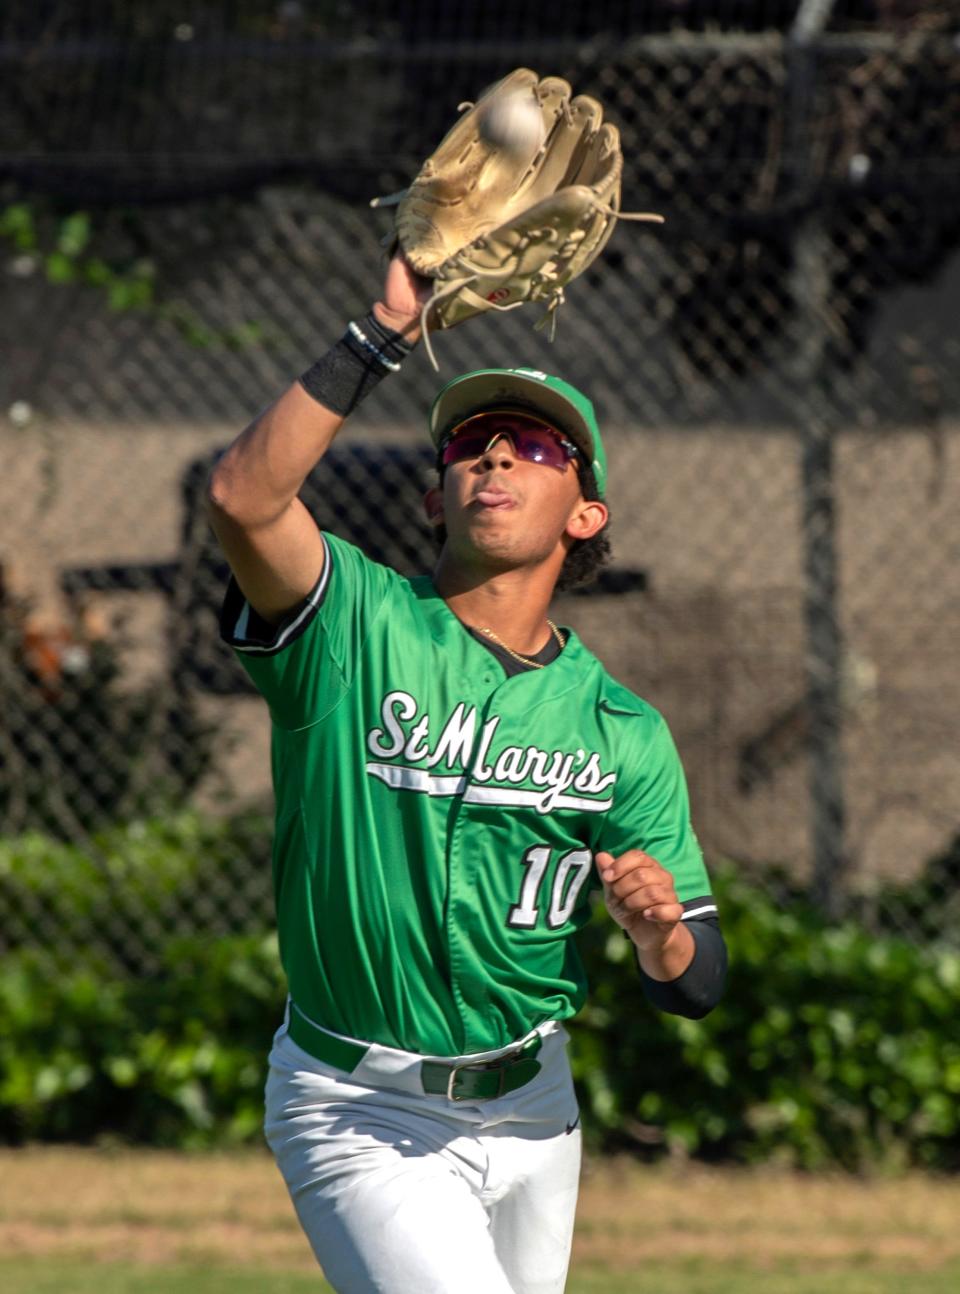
top-left (638, 917), bottom-right (727, 1020)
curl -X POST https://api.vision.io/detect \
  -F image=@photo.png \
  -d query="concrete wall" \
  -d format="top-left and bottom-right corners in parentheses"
top-left (2, 413), bottom-right (957, 890)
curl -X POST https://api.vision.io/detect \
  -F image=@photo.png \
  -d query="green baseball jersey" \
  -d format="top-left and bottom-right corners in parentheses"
top-left (222, 532), bottom-right (714, 1057)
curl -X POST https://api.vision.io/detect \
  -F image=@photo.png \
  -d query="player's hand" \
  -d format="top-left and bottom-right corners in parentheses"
top-left (372, 249), bottom-right (433, 341)
top-left (596, 849), bottom-right (685, 952)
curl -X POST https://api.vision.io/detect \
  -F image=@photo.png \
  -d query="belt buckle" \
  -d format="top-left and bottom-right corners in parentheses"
top-left (445, 1062), bottom-right (469, 1101)
top-left (445, 1059), bottom-right (497, 1101)
top-left (445, 1047), bottom-right (523, 1101)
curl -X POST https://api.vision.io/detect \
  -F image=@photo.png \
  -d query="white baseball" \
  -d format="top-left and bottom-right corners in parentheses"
top-left (479, 92), bottom-right (545, 155)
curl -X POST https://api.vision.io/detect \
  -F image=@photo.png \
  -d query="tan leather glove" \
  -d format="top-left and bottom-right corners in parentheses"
top-left (372, 67), bottom-right (663, 367)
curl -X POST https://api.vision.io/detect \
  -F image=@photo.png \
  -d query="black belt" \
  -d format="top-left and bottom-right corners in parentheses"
top-left (288, 1008), bottom-right (543, 1102)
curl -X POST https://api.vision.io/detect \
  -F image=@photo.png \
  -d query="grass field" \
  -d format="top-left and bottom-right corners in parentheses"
top-left (3, 1148), bottom-right (960, 1292)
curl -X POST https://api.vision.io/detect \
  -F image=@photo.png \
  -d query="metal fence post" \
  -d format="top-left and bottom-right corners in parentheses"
top-left (787, 0), bottom-right (849, 918)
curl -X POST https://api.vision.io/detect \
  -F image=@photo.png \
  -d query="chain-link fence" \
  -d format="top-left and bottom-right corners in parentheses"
top-left (2, 3), bottom-right (959, 967)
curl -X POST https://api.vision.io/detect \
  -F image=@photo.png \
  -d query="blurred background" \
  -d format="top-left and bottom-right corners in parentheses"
top-left (2, 0), bottom-right (960, 1222)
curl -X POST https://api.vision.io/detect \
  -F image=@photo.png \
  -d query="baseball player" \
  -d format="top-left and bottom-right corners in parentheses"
top-left (207, 250), bottom-right (727, 1293)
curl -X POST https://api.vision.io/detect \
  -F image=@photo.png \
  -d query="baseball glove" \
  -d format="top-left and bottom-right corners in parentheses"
top-left (372, 67), bottom-right (663, 367)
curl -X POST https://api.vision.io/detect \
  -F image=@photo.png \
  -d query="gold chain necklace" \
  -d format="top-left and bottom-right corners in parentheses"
top-left (477, 619), bottom-right (565, 670)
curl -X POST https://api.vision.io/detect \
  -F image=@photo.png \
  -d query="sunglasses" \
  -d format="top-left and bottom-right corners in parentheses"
top-left (440, 411), bottom-right (582, 473)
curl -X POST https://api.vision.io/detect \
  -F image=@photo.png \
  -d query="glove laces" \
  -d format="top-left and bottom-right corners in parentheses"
top-left (415, 202), bottom-right (664, 369)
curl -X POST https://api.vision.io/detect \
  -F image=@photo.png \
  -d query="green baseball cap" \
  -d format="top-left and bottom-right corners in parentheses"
top-left (428, 367), bottom-right (608, 498)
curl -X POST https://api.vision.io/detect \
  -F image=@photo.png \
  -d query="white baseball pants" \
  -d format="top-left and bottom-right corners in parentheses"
top-left (264, 1021), bottom-right (582, 1293)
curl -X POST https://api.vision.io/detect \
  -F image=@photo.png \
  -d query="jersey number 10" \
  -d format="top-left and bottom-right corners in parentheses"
top-left (507, 846), bottom-right (594, 931)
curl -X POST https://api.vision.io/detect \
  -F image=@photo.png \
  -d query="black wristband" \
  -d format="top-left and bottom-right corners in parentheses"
top-left (299, 312), bottom-right (415, 417)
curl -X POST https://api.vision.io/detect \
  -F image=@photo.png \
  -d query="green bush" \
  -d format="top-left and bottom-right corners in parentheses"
top-left (569, 865), bottom-right (960, 1170)
top-left (0, 934), bottom-right (285, 1147)
top-left (0, 811), bottom-right (273, 971)
top-left (3, 836), bottom-right (960, 1168)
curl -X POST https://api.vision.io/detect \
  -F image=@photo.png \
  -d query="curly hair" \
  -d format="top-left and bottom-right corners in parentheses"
top-left (432, 451), bottom-right (612, 592)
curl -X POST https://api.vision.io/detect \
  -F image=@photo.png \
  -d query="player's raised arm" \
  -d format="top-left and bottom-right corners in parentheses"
top-left (206, 253), bottom-right (430, 624)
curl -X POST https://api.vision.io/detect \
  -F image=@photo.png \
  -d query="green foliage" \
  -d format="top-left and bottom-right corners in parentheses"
top-left (0, 812), bottom-right (273, 971)
top-left (570, 865), bottom-right (960, 1170)
top-left (163, 303), bottom-right (269, 350)
top-left (1, 194), bottom-right (266, 342)
top-left (0, 200), bottom-right (156, 307)
top-left (0, 934), bottom-right (285, 1147)
top-left (0, 202), bottom-right (38, 249)
top-left (3, 833), bottom-right (960, 1167)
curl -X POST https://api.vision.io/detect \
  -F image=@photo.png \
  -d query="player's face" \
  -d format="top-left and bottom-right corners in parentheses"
top-left (427, 412), bottom-right (607, 575)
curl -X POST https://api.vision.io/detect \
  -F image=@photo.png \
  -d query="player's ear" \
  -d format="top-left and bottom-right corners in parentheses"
top-left (423, 487), bottom-right (445, 527)
top-left (565, 497), bottom-right (607, 542)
